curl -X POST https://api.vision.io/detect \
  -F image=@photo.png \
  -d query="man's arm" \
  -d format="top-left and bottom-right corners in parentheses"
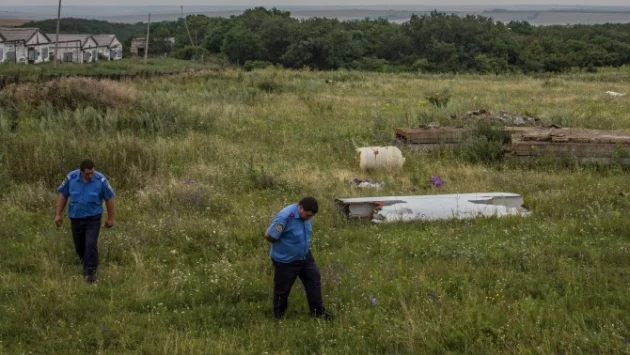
top-left (104, 198), bottom-right (114, 228)
top-left (102, 177), bottom-right (116, 228)
top-left (54, 194), bottom-right (68, 227)
top-left (265, 212), bottom-right (287, 243)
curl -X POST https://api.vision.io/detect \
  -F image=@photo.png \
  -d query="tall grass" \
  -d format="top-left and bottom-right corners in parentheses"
top-left (0, 57), bottom-right (225, 81)
top-left (2, 77), bottom-right (137, 111)
top-left (0, 67), bottom-right (629, 354)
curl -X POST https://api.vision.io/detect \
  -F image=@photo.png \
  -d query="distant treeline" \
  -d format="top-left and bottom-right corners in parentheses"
top-left (23, 8), bottom-right (630, 73)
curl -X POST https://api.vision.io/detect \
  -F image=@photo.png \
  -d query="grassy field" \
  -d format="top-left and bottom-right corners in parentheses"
top-left (0, 65), bottom-right (629, 354)
top-left (0, 58), bottom-right (225, 81)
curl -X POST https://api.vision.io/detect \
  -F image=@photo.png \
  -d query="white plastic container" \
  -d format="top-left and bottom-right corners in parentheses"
top-left (356, 146), bottom-right (405, 171)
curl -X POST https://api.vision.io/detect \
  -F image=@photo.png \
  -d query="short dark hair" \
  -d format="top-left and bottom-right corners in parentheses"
top-left (80, 159), bottom-right (95, 171)
top-left (299, 196), bottom-right (319, 214)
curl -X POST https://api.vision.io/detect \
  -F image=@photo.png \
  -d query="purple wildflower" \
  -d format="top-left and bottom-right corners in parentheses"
top-left (430, 175), bottom-right (445, 188)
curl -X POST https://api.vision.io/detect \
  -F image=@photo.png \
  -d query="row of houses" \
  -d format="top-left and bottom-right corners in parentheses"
top-left (0, 27), bottom-right (123, 64)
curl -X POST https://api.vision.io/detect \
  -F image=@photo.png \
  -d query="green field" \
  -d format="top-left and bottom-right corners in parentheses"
top-left (0, 64), bottom-right (629, 354)
top-left (0, 58), bottom-right (224, 82)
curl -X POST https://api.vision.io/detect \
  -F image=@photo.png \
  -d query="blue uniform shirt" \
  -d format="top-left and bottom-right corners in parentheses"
top-left (266, 204), bottom-right (312, 263)
top-left (57, 169), bottom-right (115, 219)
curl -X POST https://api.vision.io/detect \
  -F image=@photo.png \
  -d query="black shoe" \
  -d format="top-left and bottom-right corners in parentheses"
top-left (274, 313), bottom-right (284, 320)
top-left (85, 274), bottom-right (97, 284)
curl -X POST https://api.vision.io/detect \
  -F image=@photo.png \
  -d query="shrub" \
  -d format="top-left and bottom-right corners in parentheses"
top-left (460, 121), bottom-right (511, 164)
top-left (425, 88), bottom-right (451, 108)
top-left (412, 58), bottom-right (430, 72)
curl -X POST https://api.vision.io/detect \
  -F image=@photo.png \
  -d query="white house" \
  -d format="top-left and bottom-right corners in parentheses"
top-left (92, 34), bottom-right (123, 60)
top-left (47, 34), bottom-right (99, 63)
top-left (0, 28), bottom-right (51, 64)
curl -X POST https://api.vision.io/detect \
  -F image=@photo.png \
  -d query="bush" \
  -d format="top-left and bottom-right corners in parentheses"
top-left (425, 88), bottom-right (451, 108)
top-left (460, 121), bottom-right (511, 164)
top-left (411, 58), bottom-right (430, 72)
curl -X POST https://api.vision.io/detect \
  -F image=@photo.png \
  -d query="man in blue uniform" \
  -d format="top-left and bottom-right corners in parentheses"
top-left (54, 159), bottom-right (115, 283)
top-left (264, 196), bottom-right (333, 319)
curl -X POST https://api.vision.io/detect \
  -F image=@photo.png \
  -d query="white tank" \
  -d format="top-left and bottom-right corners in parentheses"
top-left (356, 146), bottom-right (405, 171)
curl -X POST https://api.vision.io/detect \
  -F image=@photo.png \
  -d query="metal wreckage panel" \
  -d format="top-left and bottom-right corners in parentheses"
top-left (335, 193), bottom-right (530, 223)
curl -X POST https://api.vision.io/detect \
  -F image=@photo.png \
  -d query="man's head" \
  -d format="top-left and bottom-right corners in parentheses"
top-left (298, 196), bottom-right (318, 220)
top-left (80, 159), bottom-right (95, 181)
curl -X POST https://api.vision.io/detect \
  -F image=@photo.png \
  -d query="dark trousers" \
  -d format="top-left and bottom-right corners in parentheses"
top-left (70, 214), bottom-right (101, 276)
top-left (272, 250), bottom-right (325, 318)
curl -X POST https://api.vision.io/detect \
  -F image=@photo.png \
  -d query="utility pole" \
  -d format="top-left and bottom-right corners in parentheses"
top-left (144, 13), bottom-right (151, 65)
top-left (54, 0), bottom-right (61, 68)
top-left (182, 6), bottom-right (195, 46)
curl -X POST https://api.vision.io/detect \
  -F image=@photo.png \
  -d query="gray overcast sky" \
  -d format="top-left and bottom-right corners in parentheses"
top-left (2, 1), bottom-right (630, 7)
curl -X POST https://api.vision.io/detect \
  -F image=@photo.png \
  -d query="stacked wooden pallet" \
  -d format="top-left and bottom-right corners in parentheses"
top-left (395, 127), bottom-right (630, 164)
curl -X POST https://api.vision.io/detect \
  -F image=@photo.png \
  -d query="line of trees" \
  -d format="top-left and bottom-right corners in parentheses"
top-left (24, 8), bottom-right (630, 73)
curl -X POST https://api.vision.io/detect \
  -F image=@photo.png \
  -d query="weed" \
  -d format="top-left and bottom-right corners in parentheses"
top-left (460, 121), bottom-right (511, 164)
top-left (425, 88), bottom-right (451, 108)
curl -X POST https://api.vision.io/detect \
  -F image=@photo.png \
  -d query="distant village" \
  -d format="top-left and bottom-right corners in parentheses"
top-left (0, 27), bottom-right (155, 64)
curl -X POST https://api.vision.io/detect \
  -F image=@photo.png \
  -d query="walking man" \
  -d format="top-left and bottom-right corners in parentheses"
top-left (54, 159), bottom-right (115, 283)
top-left (264, 196), bottom-right (333, 319)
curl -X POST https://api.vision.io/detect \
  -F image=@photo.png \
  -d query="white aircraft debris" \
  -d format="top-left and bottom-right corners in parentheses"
top-left (335, 192), bottom-right (530, 223)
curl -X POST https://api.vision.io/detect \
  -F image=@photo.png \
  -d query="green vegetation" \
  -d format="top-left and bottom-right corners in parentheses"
top-left (0, 58), bottom-right (225, 82)
top-left (21, 8), bottom-right (630, 73)
top-left (0, 67), bottom-right (629, 354)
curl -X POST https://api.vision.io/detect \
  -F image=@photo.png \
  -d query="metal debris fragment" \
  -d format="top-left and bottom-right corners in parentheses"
top-left (335, 193), bottom-right (529, 223)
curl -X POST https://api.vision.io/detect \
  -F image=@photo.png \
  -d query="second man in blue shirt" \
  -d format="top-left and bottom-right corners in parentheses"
top-left (265, 196), bottom-right (333, 319)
